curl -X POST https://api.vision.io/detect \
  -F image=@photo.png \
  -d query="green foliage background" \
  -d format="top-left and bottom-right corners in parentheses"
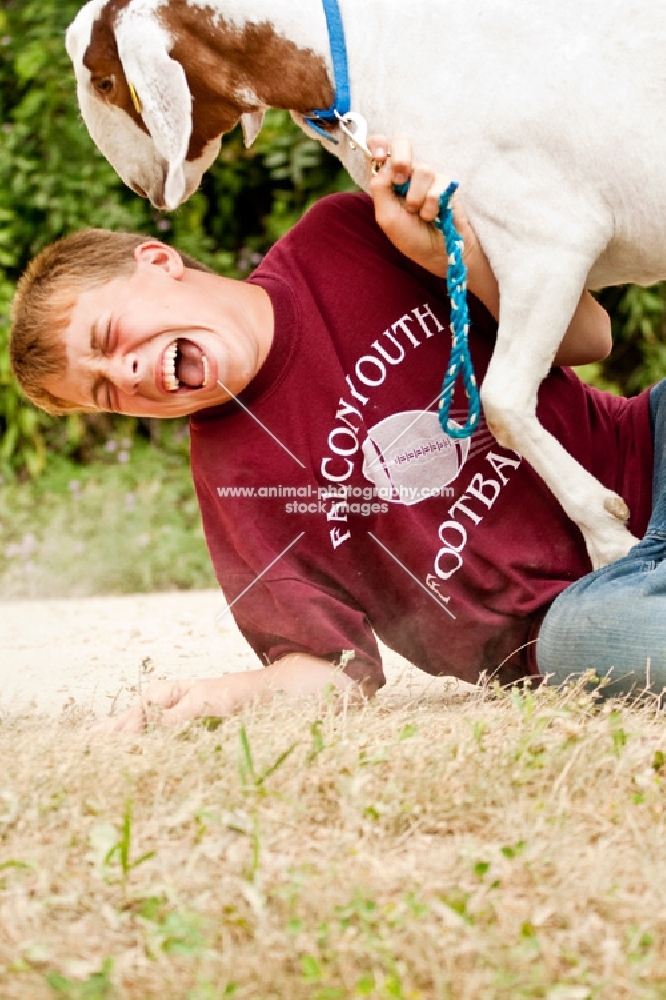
top-left (1, 0), bottom-right (666, 477)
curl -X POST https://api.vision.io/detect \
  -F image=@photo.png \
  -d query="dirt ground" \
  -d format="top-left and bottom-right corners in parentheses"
top-left (0, 590), bottom-right (459, 721)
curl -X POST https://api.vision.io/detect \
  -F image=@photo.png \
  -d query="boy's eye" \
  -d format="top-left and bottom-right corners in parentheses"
top-left (103, 380), bottom-right (119, 413)
top-left (92, 318), bottom-right (113, 355)
top-left (102, 320), bottom-right (113, 355)
top-left (91, 376), bottom-right (117, 412)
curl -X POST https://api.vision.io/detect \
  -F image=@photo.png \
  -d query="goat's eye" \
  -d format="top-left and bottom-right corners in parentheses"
top-left (95, 77), bottom-right (115, 96)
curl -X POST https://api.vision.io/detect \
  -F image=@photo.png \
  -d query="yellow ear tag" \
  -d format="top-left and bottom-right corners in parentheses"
top-left (129, 82), bottom-right (142, 116)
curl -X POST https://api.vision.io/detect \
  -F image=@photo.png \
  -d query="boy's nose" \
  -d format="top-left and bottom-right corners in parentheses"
top-left (104, 352), bottom-right (142, 394)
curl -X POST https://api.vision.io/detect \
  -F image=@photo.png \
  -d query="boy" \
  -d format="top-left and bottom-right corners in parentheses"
top-left (10, 138), bottom-right (662, 731)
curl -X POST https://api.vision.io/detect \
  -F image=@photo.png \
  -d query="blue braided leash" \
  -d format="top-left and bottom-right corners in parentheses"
top-left (394, 180), bottom-right (481, 439)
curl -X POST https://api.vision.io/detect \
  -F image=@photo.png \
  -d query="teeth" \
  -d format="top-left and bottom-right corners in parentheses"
top-left (202, 355), bottom-right (209, 388)
top-left (163, 340), bottom-right (179, 392)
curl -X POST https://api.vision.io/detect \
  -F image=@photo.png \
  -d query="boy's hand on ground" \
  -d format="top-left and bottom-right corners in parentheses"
top-left (92, 678), bottom-right (231, 734)
top-left (90, 654), bottom-right (366, 736)
top-left (368, 133), bottom-right (479, 279)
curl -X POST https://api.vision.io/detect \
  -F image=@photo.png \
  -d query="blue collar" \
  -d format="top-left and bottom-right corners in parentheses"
top-left (304, 0), bottom-right (351, 142)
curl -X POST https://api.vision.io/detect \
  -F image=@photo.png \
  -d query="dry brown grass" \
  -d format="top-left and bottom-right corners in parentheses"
top-left (0, 681), bottom-right (665, 999)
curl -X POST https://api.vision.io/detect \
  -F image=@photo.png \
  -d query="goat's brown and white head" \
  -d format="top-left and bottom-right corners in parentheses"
top-left (66, 0), bottom-right (334, 209)
top-left (67, 0), bottom-right (220, 208)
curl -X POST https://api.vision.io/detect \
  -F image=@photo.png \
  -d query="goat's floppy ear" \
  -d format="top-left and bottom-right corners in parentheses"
top-left (241, 110), bottom-right (266, 148)
top-left (115, 14), bottom-right (192, 209)
top-left (65, 17), bottom-right (85, 64)
top-left (65, 0), bottom-right (99, 65)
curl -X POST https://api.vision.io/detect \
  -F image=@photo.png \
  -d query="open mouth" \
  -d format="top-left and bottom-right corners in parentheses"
top-left (162, 338), bottom-right (210, 392)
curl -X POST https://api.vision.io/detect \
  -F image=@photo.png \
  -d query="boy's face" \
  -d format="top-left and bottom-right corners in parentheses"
top-left (44, 242), bottom-right (268, 417)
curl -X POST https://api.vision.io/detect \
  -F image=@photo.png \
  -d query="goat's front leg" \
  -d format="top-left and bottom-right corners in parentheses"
top-left (480, 256), bottom-right (638, 570)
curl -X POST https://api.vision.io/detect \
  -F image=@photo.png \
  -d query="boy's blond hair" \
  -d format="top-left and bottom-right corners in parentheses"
top-left (10, 229), bottom-right (210, 415)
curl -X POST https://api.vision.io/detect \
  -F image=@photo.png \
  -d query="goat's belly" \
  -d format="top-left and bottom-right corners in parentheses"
top-left (588, 252), bottom-right (666, 290)
top-left (588, 211), bottom-right (666, 289)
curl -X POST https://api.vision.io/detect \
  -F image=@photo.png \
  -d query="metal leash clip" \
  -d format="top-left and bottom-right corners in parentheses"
top-left (334, 110), bottom-right (383, 173)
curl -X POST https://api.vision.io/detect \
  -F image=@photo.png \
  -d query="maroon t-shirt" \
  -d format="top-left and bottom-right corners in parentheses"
top-left (190, 193), bottom-right (653, 688)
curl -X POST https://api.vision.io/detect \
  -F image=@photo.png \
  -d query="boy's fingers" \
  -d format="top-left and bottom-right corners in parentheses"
top-left (160, 686), bottom-right (213, 725)
top-left (419, 173), bottom-right (450, 223)
top-left (142, 679), bottom-right (191, 709)
top-left (389, 133), bottom-right (412, 186)
top-left (370, 161), bottom-right (402, 232)
top-left (403, 163), bottom-right (435, 214)
top-left (158, 680), bottom-right (232, 726)
top-left (367, 133), bottom-right (388, 162)
top-left (91, 704), bottom-right (146, 736)
top-left (89, 680), bottom-right (200, 735)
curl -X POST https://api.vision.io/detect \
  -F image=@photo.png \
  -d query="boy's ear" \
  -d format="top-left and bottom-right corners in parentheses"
top-left (133, 241), bottom-right (184, 277)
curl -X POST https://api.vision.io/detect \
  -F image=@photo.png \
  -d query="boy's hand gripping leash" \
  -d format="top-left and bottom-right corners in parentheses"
top-left (336, 112), bottom-right (481, 439)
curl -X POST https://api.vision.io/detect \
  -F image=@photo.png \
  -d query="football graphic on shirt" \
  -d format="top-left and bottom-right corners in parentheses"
top-left (361, 411), bottom-right (471, 505)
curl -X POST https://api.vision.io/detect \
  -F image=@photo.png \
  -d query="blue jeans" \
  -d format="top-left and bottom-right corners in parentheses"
top-left (537, 378), bottom-right (666, 697)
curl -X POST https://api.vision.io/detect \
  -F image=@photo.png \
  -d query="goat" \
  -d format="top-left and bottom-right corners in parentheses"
top-left (66, 0), bottom-right (666, 569)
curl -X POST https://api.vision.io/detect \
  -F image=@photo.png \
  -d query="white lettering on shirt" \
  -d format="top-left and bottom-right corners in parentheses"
top-left (412, 302), bottom-right (445, 339)
top-left (392, 313), bottom-right (420, 347)
top-left (335, 399), bottom-right (363, 432)
top-left (430, 448), bottom-right (522, 582)
top-left (321, 301), bottom-right (461, 549)
top-left (345, 375), bottom-right (369, 405)
top-left (371, 331), bottom-right (405, 366)
top-left (356, 356), bottom-right (387, 387)
top-left (330, 526), bottom-right (352, 549)
top-left (486, 450), bottom-right (521, 484)
top-left (328, 426), bottom-right (360, 457)
top-left (321, 457), bottom-right (354, 483)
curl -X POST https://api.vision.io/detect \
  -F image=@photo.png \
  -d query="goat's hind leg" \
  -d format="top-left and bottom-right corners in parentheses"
top-left (480, 249), bottom-right (637, 570)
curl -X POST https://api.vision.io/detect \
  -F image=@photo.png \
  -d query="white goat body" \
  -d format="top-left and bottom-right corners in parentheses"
top-left (67, 0), bottom-right (666, 568)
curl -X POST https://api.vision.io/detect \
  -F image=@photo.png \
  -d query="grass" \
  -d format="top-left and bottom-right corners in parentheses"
top-left (0, 438), bottom-right (216, 598)
top-left (0, 680), bottom-right (665, 999)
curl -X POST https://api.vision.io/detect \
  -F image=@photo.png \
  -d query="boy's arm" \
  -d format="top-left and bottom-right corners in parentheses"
top-left (95, 653), bottom-right (373, 734)
top-left (368, 134), bottom-right (612, 367)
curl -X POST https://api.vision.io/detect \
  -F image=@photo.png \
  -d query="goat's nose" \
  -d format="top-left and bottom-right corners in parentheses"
top-left (151, 177), bottom-right (168, 212)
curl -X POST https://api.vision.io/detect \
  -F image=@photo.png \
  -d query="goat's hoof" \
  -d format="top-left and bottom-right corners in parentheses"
top-left (603, 494), bottom-right (630, 523)
top-left (588, 525), bottom-right (638, 570)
